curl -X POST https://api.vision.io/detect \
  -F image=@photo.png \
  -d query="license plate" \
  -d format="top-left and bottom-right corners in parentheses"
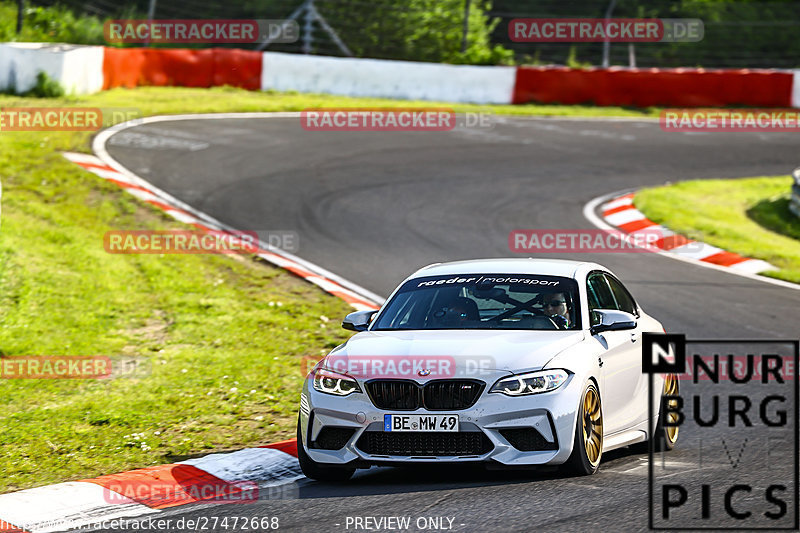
top-left (383, 414), bottom-right (459, 432)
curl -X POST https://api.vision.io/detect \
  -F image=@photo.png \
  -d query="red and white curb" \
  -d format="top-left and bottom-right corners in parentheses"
top-left (598, 192), bottom-right (774, 274)
top-left (0, 442), bottom-right (299, 533)
top-left (583, 191), bottom-right (800, 292)
top-left (62, 150), bottom-right (381, 312)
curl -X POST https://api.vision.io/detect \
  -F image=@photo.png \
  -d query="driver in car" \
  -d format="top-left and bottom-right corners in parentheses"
top-left (542, 292), bottom-right (570, 328)
top-left (437, 296), bottom-right (480, 327)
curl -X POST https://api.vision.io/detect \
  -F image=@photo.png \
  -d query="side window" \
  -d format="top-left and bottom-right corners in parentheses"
top-left (386, 292), bottom-right (433, 329)
top-left (587, 272), bottom-right (616, 325)
top-left (587, 273), bottom-right (616, 310)
top-left (586, 281), bottom-right (600, 310)
top-left (605, 274), bottom-right (638, 315)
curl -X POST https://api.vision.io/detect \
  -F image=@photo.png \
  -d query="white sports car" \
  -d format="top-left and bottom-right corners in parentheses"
top-left (298, 258), bottom-right (678, 481)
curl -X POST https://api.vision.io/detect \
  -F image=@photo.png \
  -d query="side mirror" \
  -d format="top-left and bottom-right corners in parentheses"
top-left (590, 309), bottom-right (637, 335)
top-left (342, 310), bottom-right (378, 332)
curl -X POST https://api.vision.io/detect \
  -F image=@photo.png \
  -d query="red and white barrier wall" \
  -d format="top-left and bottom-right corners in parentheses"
top-left (0, 43), bottom-right (104, 94)
top-left (513, 65), bottom-right (796, 108)
top-left (1, 42), bottom-right (799, 107)
top-left (793, 71), bottom-right (800, 109)
top-left (260, 51), bottom-right (518, 104)
top-left (102, 47), bottom-right (262, 90)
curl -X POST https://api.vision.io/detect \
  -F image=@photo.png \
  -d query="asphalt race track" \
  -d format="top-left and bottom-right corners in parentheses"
top-left (96, 116), bottom-right (799, 532)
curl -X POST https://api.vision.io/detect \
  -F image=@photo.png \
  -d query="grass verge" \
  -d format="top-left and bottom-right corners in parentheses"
top-left (0, 86), bottom-right (659, 494)
top-left (10, 85), bottom-right (662, 118)
top-left (635, 177), bottom-right (800, 284)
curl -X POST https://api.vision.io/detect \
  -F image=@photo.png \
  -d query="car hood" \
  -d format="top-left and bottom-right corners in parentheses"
top-left (323, 329), bottom-right (586, 379)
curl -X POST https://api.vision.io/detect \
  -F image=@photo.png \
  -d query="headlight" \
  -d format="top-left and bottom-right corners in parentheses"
top-left (312, 368), bottom-right (361, 396)
top-left (490, 369), bottom-right (569, 396)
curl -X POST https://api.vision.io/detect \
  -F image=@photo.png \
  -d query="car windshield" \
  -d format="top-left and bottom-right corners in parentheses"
top-left (372, 273), bottom-right (581, 331)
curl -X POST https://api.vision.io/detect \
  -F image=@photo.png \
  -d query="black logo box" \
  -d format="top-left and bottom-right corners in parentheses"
top-left (643, 334), bottom-right (799, 531)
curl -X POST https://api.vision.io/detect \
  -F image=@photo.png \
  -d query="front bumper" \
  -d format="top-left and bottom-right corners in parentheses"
top-left (299, 373), bottom-right (585, 467)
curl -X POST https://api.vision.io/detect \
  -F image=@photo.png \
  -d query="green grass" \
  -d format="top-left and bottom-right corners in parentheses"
top-left (22, 85), bottom-right (661, 118)
top-left (635, 177), bottom-right (800, 284)
top-left (0, 89), bottom-right (367, 494)
top-left (0, 86), bottom-right (663, 494)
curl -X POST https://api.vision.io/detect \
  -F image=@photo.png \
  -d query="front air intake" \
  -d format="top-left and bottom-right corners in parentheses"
top-left (312, 427), bottom-right (356, 450)
top-left (356, 431), bottom-right (493, 456)
top-left (499, 427), bottom-right (558, 451)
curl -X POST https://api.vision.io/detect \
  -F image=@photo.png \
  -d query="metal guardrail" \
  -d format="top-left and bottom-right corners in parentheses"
top-left (791, 167), bottom-right (800, 219)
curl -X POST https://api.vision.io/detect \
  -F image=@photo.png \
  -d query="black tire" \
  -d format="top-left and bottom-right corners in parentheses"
top-left (297, 416), bottom-right (355, 482)
top-left (655, 373), bottom-right (680, 451)
top-left (564, 382), bottom-right (603, 475)
top-left (635, 373), bottom-right (680, 453)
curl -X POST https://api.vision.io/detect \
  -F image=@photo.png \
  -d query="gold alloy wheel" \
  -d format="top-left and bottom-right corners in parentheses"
top-left (582, 386), bottom-right (603, 466)
top-left (664, 373), bottom-right (680, 444)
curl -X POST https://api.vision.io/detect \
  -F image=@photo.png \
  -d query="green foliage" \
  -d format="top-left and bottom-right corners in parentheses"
top-left (628, 0), bottom-right (800, 68)
top-left (565, 46), bottom-right (592, 69)
top-left (0, 2), bottom-right (106, 44)
top-left (492, 0), bottom-right (800, 68)
top-left (0, 0), bottom-right (514, 64)
top-left (27, 71), bottom-right (65, 98)
top-left (0, 71), bottom-right (65, 98)
top-left (4, 0), bottom-right (798, 67)
top-left (316, 0), bottom-right (514, 65)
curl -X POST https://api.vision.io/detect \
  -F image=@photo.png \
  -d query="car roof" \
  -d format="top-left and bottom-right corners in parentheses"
top-left (408, 258), bottom-right (605, 280)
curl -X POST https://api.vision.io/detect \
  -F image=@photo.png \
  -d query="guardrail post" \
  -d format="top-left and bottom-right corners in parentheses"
top-left (602, 0), bottom-right (617, 68)
top-left (461, 0), bottom-right (470, 53)
top-left (16, 0), bottom-right (23, 33)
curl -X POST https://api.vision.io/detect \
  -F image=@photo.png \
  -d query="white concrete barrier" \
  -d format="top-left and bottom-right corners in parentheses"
top-left (790, 167), bottom-right (800, 219)
top-left (261, 52), bottom-right (516, 104)
top-left (0, 43), bottom-right (104, 95)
